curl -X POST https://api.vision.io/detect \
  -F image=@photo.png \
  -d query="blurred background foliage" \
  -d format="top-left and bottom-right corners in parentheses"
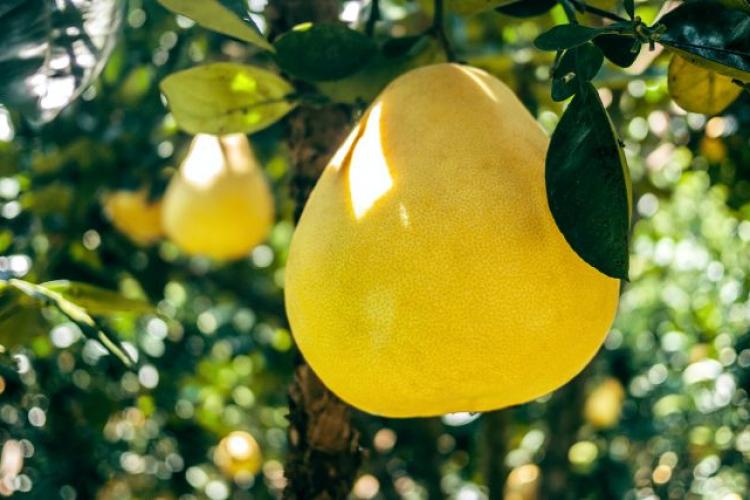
top-left (0, 0), bottom-right (749, 499)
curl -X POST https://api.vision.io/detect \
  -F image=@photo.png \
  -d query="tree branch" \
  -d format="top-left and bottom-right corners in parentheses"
top-left (432, 0), bottom-right (457, 62)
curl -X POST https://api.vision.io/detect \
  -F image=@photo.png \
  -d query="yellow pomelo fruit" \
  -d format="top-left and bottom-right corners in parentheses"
top-left (285, 63), bottom-right (621, 417)
top-left (161, 134), bottom-right (274, 260)
top-left (668, 55), bottom-right (743, 115)
top-left (583, 377), bottom-right (625, 429)
top-left (214, 431), bottom-right (262, 480)
top-left (103, 189), bottom-right (163, 245)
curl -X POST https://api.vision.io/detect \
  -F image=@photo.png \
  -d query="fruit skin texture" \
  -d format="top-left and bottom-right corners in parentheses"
top-left (161, 134), bottom-right (274, 260)
top-left (104, 189), bottom-right (163, 245)
top-left (285, 63), bottom-right (621, 418)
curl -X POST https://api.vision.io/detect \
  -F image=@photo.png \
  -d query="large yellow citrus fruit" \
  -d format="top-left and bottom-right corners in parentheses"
top-left (213, 431), bottom-right (262, 480)
top-left (161, 134), bottom-right (274, 260)
top-left (103, 189), bottom-right (163, 245)
top-left (285, 63), bottom-right (621, 417)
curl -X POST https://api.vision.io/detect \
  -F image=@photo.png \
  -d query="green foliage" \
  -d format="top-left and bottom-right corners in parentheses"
top-left (274, 24), bottom-right (377, 82)
top-left (535, 24), bottom-right (610, 51)
top-left (159, 63), bottom-right (296, 135)
top-left (546, 83), bottom-right (630, 279)
top-left (658, 0), bottom-right (750, 81)
top-left (157, 0), bottom-right (273, 51)
top-left (2, 0), bottom-right (750, 498)
top-left (496, 0), bottom-right (557, 18)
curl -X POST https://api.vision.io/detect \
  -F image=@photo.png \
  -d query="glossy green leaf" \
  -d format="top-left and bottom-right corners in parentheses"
top-left (274, 24), bottom-right (377, 82)
top-left (41, 281), bottom-right (153, 316)
top-left (624, 0), bottom-right (635, 19)
top-left (657, 0), bottom-right (750, 81)
top-left (546, 83), bottom-right (631, 279)
top-left (158, 0), bottom-right (272, 51)
top-left (594, 34), bottom-right (641, 68)
top-left (496, 0), bottom-right (556, 17)
top-left (575, 42), bottom-right (604, 81)
top-left (551, 43), bottom-right (603, 102)
top-left (160, 63), bottom-right (296, 135)
top-left (535, 24), bottom-right (606, 51)
top-left (552, 50), bottom-right (578, 102)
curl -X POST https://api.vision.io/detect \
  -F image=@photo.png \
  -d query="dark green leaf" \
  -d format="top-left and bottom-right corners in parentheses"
top-left (535, 24), bottom-right (605, 51)
top-left (274, 24), bottom-right (377, 82)
top-left (575, 42), bottom-right (604, 81)
top-left (594, 34), bottom-right (641, 67)
top-left (551, 44), bottom-right (603, 101)
top-left (658, 0), bottom-right (750, 80)
top-left (496, 0), bottom-right (557, 17)
top-left (624, 0), bottom-right (635, 19)
top-left (552, 50), bottom-right (578, 102)
top-left (41, 281), bottom-right (153, 316)
top-left (546, 83), bottom-right (631, 279)
top-left (382, 35), bottom-right (426, 59)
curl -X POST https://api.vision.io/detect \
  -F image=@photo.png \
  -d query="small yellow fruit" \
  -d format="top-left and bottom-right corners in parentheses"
top-left (668, 55), bottom-right (743, 115)
top-left (504, 464), bottom-right (541, 500)
top-left (103, 189), bottom-right (163, 245)
top-left (583, 377), bottom-right (625, 429)
top-left (285, 64), bottom-right (621, 417)
top-left (699, 136), bottom-right (727, 164)
top-left (214, 431), bottom-right (262, 480)
top-left (161, 134), bottom-right (274, 260)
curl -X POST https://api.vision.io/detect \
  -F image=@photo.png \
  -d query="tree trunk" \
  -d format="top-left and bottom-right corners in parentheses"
top-left (265, 2), bottom-right (362, 498)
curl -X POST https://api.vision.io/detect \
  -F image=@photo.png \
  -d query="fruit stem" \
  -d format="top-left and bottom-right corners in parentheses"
top-left (365, 0), bottom-right (380, 37)
top-left (432, 0), bottom-right (457, 62)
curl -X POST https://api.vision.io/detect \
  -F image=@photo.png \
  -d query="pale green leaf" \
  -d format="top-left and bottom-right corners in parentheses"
top-left (160, 63), bottom-right (296, 135)
top-left (158, 0), bottom-right (273, 51)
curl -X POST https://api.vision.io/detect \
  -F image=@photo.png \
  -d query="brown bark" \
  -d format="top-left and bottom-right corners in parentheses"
top-left (539, 376), bottom-right (586, 498)
top-left (265, 2), bottom-right (362, 498)
top-left (482, 410), bottom-right (509, 498)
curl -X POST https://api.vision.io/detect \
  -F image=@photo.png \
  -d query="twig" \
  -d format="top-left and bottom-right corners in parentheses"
top-left (432, 0), bottom-right (457, 62)
top-left (365, 0), bottom-right (380, 37)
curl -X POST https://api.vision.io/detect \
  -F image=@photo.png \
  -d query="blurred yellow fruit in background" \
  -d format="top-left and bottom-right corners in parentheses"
top-left (699, 136), bottom-right (728, 164)
top-left (285, 63), bottom-right (621, 417)
top-left (668, 55), bottom-right (743, 115)
top-left (584, 377), bottom-right (626, 429)
top-left (213, 431), bottom-right (262, 481)
top-left (161, 134), bottom-right (274, 260)
top-left (103, 189), bottom-right (163, 245)
top-left (504, 464), bottom-right (540, 500)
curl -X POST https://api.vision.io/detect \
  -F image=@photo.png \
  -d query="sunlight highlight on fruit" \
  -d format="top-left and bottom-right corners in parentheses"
top-left (161, 134), bottom-right (275, 260)
top-left (347, 103), bottom-right (394, 219)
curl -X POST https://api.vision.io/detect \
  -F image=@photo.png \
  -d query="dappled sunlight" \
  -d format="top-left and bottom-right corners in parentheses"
top-left (348, 103), bottom-right (394, 220)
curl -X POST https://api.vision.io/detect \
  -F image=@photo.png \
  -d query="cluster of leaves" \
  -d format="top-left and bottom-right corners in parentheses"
top-left (528, 0), bottom-right (750, 279)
